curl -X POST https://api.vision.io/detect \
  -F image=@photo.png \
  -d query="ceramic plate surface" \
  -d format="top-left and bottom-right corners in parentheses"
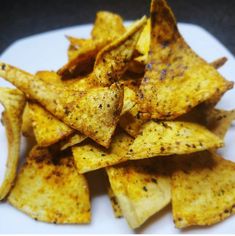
top-left (0, 23), bottom-right (235, 233)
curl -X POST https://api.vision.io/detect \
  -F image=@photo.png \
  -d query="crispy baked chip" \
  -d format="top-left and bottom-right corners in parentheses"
top-left (127, 121), bottom-right (223, 160)
top-left (121, 86), bottom-right (137, 116)
top-left (135, 19), bottom-right (150, 56)
top-left (91, 11), bottom-right (126, 40)
top-left (29, 103), bottom-right (74, 146)
top-left (22, 102), bottom-right (34, 137)
top-left (93, 16), bottom-right (147, 86)
top-left (205, 108), bottom-right (235, 138)
top-left (138, 0), bottom-right (233, 120)
top-left (119, 104), bottom-right (149, 137)
top-left (8, 146), bottom-right (91, 224)
top-left (60, 133), bottom-right (87, 150)
top-left (72, 131), bottom-right (133, 173)
top-left (171, 151), bottom-right (235, 228)
top-left (0, 64), bottom-right (123, 147)
top-left (108, 186), bottom-right (123, 218)
top-left (0, 88), bottom-right (25, 200)
top-left (106, 158), bottom-right (171, 228)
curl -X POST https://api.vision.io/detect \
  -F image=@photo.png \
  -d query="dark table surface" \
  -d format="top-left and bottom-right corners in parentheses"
top-left (0, 0), bottom-right (235, 55)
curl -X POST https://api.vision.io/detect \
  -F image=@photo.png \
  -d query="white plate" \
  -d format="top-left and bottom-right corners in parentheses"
top-left (0, 23), bottom-right (235, 234)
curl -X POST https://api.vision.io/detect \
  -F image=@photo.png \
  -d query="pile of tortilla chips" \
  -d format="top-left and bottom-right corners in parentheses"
top-left (0, 0), bottom-right (235, 230)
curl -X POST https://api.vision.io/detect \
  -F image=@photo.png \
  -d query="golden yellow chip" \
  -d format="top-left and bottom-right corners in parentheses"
top-left (107, 186), bottom-right (123, 218)
top-left (22, 102), bottom-right (34, 137)
top-left (93, 16), bottom-right (147, 86)
top-left (8, 146), bottom-right (91, 224)
top-left (127, 121), bottom-right (223, 160)
top-left (135, 18), bottom-right (150, 56)
top-left (91, 11), bottom-right (126, 41)
top-left (119, 104), bottom-right (149, 137)
top-left (72, 131), bottom-right (133, 173)
top-left (172, 151), bottom-right (235, 228)
top-left (138, 0), bottom-right (233, 120)
top-left (121, 86), bottom-right (137, 116)
top-left (60, 133), bottom-right (87, 150)
top-left (0, 64), bottom-right (123, 148)
top-left (205, 108), bottom-right (235, 138)
top-left (106, 158), bottom-right (171, 228)
top-left (0, 88), bottom-right (25, 200)
top-left (29, 102), bottom-right (74, 146)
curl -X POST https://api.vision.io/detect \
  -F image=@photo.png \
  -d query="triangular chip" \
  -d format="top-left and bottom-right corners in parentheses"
top-left (8, 146), bottom-right (91, 224)
top-left (135, 18), bottom-right (150, 56)
top-left (0, 63), bottom-right (123, 147)
top-left (121, 86), bottom-right (137, 116)
top-left (107, 185), bottom-right (123, 218)
top-left (91, 11), bottom-right (126, 41)
top-left (58, 39), bottom-right (106, 79)
top-left (127, 121), bottom-right (223, 160)
top-left (60, 133), bottom-right (87, 150)
top-left (29, 102), bottom-right (74, 146)
top-left (138, 0), bottom-right (233, 119)
top-left (171, 151), bottom-right (235, 228)
top-left (0, 88), bottom-right (25, 200)
top-left (72, 131), bottom-right (133, 173)
top-left (119, 104), bottom-right (149, 137)
top-left (205, 108), bottom-right (235, 138)
top-left (93, 16), bottom-right (147, 86)
top-left (106, 158), bottom-right (171, 228)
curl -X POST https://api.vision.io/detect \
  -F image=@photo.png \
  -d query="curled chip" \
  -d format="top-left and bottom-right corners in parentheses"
top-left (8, 146), bottom-right (91, 224)
top-left (106, 158), bottom-right (171, 228)
top-left (0, 88), bottom-right (25, 200)
top-left (93, 16), bottom-right (147, 86)
top-left (171, 151), bottom-right (235, 228)
top-left (72, 131), bottom-right (133, 173)
top-left (0, 63), bottom-right (123, 148)
top-left (127, 121), bottom-right (223, 160)
top-left (138, 0), bottom-right (233, 120)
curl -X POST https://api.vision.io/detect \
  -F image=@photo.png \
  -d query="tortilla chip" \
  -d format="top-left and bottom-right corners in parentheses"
top-left (135, 18), bottom-right (150, 56)
top-left (58, 39), bottom-right (107, 79)
top-left (210, 57), bottom-right (227, 69)
top-left (93, 16), bottom-right (147, 86)
top-left (127, 121), bottom-right (223, 160)
top-left (138, 0), bottom-right (233, 120)
top-left (91, 11), bottom-right (126, 41)
top-left (121, 86), bottom-right (137, 116)
top-left (119, 104), bottom-right (149, 137)
top-left (0, 63), bottom-right (123, 147)
top-left (8, 146), bottom-right (91, 224)
top-left (107, 186), bottom-right (123, 218)
top-left (171, 151), bottom-right (235, 228)
top-left (22, 102), bottom-right (34, 137)
top-left (66, 36), bottom-right (87, 49)
top-left (0, 88), bottom-right (25, 200)
top-left (106, 158), bottom-right (171, 228)
top-left (60, 133), bottom-right (87, 150)
top-left (72, 131), bottom-right (133, 173)
top-left (29, 102), bottom-right (74, 147)
top-left (205, 108), bottom-right (235, 138)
